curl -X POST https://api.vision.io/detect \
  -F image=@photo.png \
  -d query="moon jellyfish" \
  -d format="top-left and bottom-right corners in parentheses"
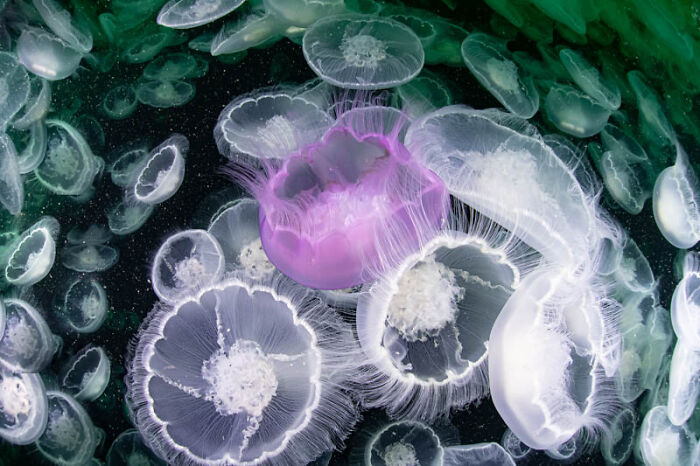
top-left (613, 236), bottom-right (655, 294)
top-left (59, 277), bottom-right (108, 333)
top-left (121, 31), bottom-right (174, 64)
top-left (667, 340), bottom-right (700, 426)
top-left (544, 84), bottom-right (611, 138)
top-left (461, 33), bottom-right (539, 119)
top-left (214, 89), bottom-right (333, 161)
top-left (264, 0), bottom-right (344, 27)
top-left (107, 196), bottom-right (155, 236)
top-left (501, 429), bottom-right (532, 461)
top-left (158, 0), bottom-right (245, 29)
top-left (639, 406), bottom-right (697, 466)
top-left (0, 298), bottom-right (56, 372)
top-left (62, 244), bottom-right (119, 273)
top-left (151, 229), bottom-right (225, 303)
top-left (653, 143), bottom-right (700, 249)
top-left (394, 75), bottom-right (452, 120)
top-left (107, 429), bottom-right (166, 466)
top-left (302, 14), bottom-right (424, 90)
top-left (109, 144), bottom-right (150, 188)
top-left (12, 120), bottom-right (48, 174)
top-left (61, 345), bottom-right (110, 402)
top-left (142, 53), bottom-right (197, 81)
top-left (127, 278), bottom-right (359, 465)
top-left (0, 133), bottom-right (23, 216)
top-left (67, 224), bottom-right (112, 246)
top-left (12, 76), bottom-right (51, 130)
top-left (359, 420), bottom-right (445, 465)
top-left (36, 391), bottom-right (102, 466)
top-left (671, 253), bottom-right (700, 348)
top-left (559, 48), bottom-right (621, 111)
top-left (134, 134), bottom-right (188, 205)
top-left (4, 216), bottom-right (59, 287)
top-left (102, 85), bottom-right (138, 120)
top-left (136, 80), bottom-right (195, 108)
top-left (0, 359), bottom-right (48, 445)
top-left (210, 11), bottom-right (284, 56)
top-left (16, 27), bottom-right (83, 81)
top-left (0, 52), bottom-right (30, 129)
top-left (599, 405), bottom-right (636, 466)
top-left (443, 443), bottom-right (515, 466)
top-left (627, 70), bottom-right (676, 147)
top-left (32, 0), bottom-right (93, 53)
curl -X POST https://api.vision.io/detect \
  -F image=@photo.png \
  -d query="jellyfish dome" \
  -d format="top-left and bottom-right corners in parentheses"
top-left (4, 216), bottom-right (59, 287)
top-left (639, 406), bottom-right (698, 466)
top-left (110, 144), bottom-right (150, 188)
top-left (0, 52), bottom-right (30, 129)
top-left (102, 85), bottom-right (138, 120)
top-left (107, 429), bottom-right (166, 466)
top-left (107, 195), bottom-right (155, 236)
top-left (12, 76), bottom-right (51, 130)
top-left (136, 80), bottom-right (196, 108)
top-left (157, 0), bottom-right (245, 29)
top-left (33, 0), bottom-right (93, 54)
top-left (16, 26), bottom-right (83, 81)
top-left (127, 278), bottom-right (359, 465)
top-left (60, 276), bottom-right (109, 333)
top-left (442, 443), bottom-right (516, 466)
top-left (0, 298), bottom-right (57, 373)
top-left (0, 359), bottom-right (48, 445)
top-left (302, 14), bottom-right (424, 90)
top-left (61, 345), bottom-right (111, 402)
top-left (362, 420), bottom-right (445, 466)
top-left (62, 244), bottom-right (119, 273)
top-left (134, 133), bottom-right (188, 205)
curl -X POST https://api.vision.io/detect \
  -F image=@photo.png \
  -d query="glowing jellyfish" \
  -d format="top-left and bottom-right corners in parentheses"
top-left (653, 143), bottom-right (700, 249)
top-left (600, 405), bottom-right (636, 466)
top-left (302, 14), bottom-right (424, 90)
top-left (443, 443), bottom-right (515, 466)
top-left (59, 277), bottom-right (108, 333)
top-left (62, 244), bottom-right (119, 273)
top-left (102, 85), bottom-right (138, 120)
top-left (12, 120), bottom-right (48, 174)
top-left (0, 52), bottom-right (30, 129)
top-left (16, 26), bottom-right (83, 81)
top-left (61, 345), bottom-right (111, 402)
top-left (109, 144), bottom-right (149, 188)
top-left (127, 278), bottom-right (359, 465)
top-left (501, 429), bottom-right (532, 461)
top-left (107, 195), bottom-right (155, 236)
top-left (36, 391), bottom-right (102, 466)
top-left (107, 429), bottom-right (166, 466)
top-left (544, 84), bottom-right (611, 138)
top-left (35, 119), bottom-right (102, 196)
top-left (157, 0), bottom-right (245, 29)
top-left (559, 48), bottom-right (621, 111)
top-left (142, 53), bottom-right (197, 81)
top-left (11, 76), bottom-right (51, 130)
top-left (4, 216), bottom-right (59, 287)
top-left (151, 229), bottom-right (225, 303)
top-left (136, 80), bottom-right (195, 108)
top-left (460, 33), bottom-right (539, 119)
top-left (639, 406), bottom-right (697, 466)
top-left (0, 133), bottom-right (23, 216)
top-left (210, 11), bottom-right (285, 56)
top-left (0, 359), bottom-right (48, 445)
top-left (0, 298), bottom-right (56, 372)
top-left (134, 133), bottom-right (188, 205)
top-left (214, 89), bottom-right (333, 161)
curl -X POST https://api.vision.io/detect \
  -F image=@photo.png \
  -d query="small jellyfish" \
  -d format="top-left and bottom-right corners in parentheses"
top-left (265, 0), bottom-right (345, 27)
top-left (628, 70), bottom-right (676, 147)
top-left (136, 80), bottom-right (195, 108)
top-left (127, 278), bottom-right (359, 465)
top-left (109, 144), bottom-right (150, 188)
top-left (62, 244), bottom-right (119, 273)
top-left (32, 0), bottom-right (93, 53)
top-left (61, 345), bottom-right (111, 402)
top-left (460, 33), bottom-right (539, 119)
top-left (443, 443), bottom-right (515, 466)
top-left (107, 195), bottom-right (155, 236)
top-left (157, 0), bottom-right (245, 29)
top-left (11, 120), bottom-right (48, 174)
top-left (151, 229), bottom-right (225, 303)
top-left (559, 48), bottom-right (621, 111)
top-left (422, 18), bottom-right (468, 67)
top-left (544, 84), bottom-right (611, 138)
top-left (133, 133), bottom-right (188, 205)
top-left (599, 405), bottom-right (636, 466)
top-left (0, 359), bottom-right (48, 445)
top-left (0, 133), bottom-right (23, 216)
top-left (142, 52), bottom-right (197, 81)
top-left (210, 10), bottom-right (285, 56)
top-left (613, 236), bottom-right (655, 294)
top-left (16, 26), bottom-right (83, 81)
top-left (639, 406), bottom-right (697, 466)
top-left (4, 216), bottom-right (59, 287)
top-left (66, 225), bottom-right (112, 246)
top-left (667, 340), bottom-right (700, 426)
top-left (0, 298), bottom-right (57, 372)
top-left (360, 420), bottom-right (445, 466)
top-left (385, 11), bottom-right (437, 50)
top-left (302, 14), bottom-right (424, 90)
top-left (59, 277), bottom-right (108, 333)
top-left (394, 75), bottom-right (452, 119)
top-left (0, 52), bottom-right (30, 129)
top-left (106, 429), bottom-right (166, 466)
top-left (501, 429), bottom-right (532, 461)
top-left (102, 85), bottom-right (138, 120)
top-left (11, 76), bottom-right (51, 130)
top-left (36, 391), bottom-right (102, 466)
top-left (121, 31), bottom-right (174, 64)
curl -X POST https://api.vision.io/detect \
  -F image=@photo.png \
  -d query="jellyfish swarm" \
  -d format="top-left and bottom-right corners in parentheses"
top-left (61, 345), bottom-right (111, 402)
top-left (127, 278), bottom-right (359, 465)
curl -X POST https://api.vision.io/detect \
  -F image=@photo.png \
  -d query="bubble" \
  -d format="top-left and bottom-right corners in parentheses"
top-left (33, 0), bottom-right (93, 53)
top-left (0, 52), bottom-right (30, 129)
top-left (102, 85), bottom-right (138, 120)
top-left (0, 298), bottom-right (57, 372)
top-left (16, 26), bottom-right (83, 81)
top-left (157, 0), bottom-right (245, 29)
top-left (4, 216), bottom-right (59, 287)
top-left (0, 359), bottom-right (48, 445)
top-left (136, 80), bottom-right (195, 108)
top-left (0, 133), bottom-right (23, 216)
top-left (59, 277), bottom-right (109, 333)
top-left (133, 133), bottom-right (188, 204)
top-left (61, 345), bottom-right (111, 402)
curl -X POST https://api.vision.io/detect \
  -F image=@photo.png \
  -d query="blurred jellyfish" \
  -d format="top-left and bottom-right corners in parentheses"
top-left (394, 75), bottom-right (452, 119)
top-left (627, 70), bottom-right (675, 147)
top-left (102, 85), bottom-right (138, 120)
top-left (302, 14), bottom-right (424, 90)
top-left (443, 443), bottom-right (515, 466)
top-left (61, 345), bottom-right (110, 402)
top-left (0, 52), bottom-right (30, 129)
top-left (36, 391), bottom-right (102, 466)
top-left (127, 278), bottom-right (359, 465)
top-left (461, 33), bottom-right (539, 119)
top-left (4, 216), bottom-right (59, 287)
top-left (134, 134), bottom-right (188, 205)
top-left (613, 236), bottom-right (655, 295)
top-left (107, 195), bottom-right (155, 236)
top-left (121, 31), bottom-right (174, 64)
top-left (214, 89), bottom-right (333, 161)
top-left (667, 340), bottom-right (700, 427)
top-left (157, 0), bottom-right (245, 29)
top-left (501, 428), bottom-right (532, 461)
top-left (0, 298), bottom-right (57, 372)
top-left (599, 405), bottom-right (636, 466)
top-left (106, 429), bottom-right (166, 466)
top-left (33, 0), bottom-right (93, 53)
top-left (59, 276), bottom-right (108, 333)
top-left (0, 359), bottom-right (48, 445)
top-left (11, 120), bottom-right (48, 174)
top-left (11, 76), bottom-right (51, 130)
top-left (639, 406), bottom-right (697, 466)
top-left (109, 144), bottom-right (150, 188)
top-left (265, 0), bottom-right (344, 27)
top-left (0, 133), bottom-right (23, 216)
top-left (210, 10), bottom-right (285, 56)
top-left (559, 48), bottom-right (620, 111)
top-left (142, 52), bottom-right (197, 81)
top-left (671, 252), bottom-right (700, 348)
top-left (16, 26), bottom-right (83, 81)
top-left (136, 80), bottom-right (195, 108)
top-left (62, 244), bottom-right (119, 273)
top-left (66, 225), bottom-right (112, 246)
top-left (544, 84), bottom-right (611, 138)
top-left (151, 229), bottom-right (225, 303)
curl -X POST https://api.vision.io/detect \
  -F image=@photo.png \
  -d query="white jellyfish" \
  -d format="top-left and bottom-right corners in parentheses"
top-left (151, 229), bottom-right (225, 303)
top-left (443, 443), bottom-right (516, 466)
top-left (599, 405), bottom-right (636, 466)
top-left (0, 52), bottom-right (30, 129)
top-left (16, 26), bottom-right (83, 81)
top-left (265, 0), bottom-right (344, 27)
top-left (106, 429), bottom-right (166, 466)
top-left (102, 85), bottom-right (138, 120)
top-left (12, 120), bottom-right (48, 174)
top-left (59, 277), bottom-right (108, 333)
top-left (501, 429), bottom-right (532, 461)
top-left (613, 236), bottom-right (656, 294)
top-left (671, 252), bottom-right (700, 347)
top-left (0, 298), bottom-right (57, 373)
top-left (302, 14), bottom-right (424, 90)
top-left (136, 80), bottom-right (196, 108)
top-left (639, 406), bottom-right (697, 466)
top-left (134, 133), bottom-right (188, 205)
top-left (157, 0), bottom-right (245, 29)
top-left (62, 244), bottom-right (119, 273)
top-left (544, 84), bottom-right (611, 138)
top-left (127, 277), bottom-right (360, 465)
top-left (109, 144), bottom-right (150, 189)
top-left (4, 216), bottom-right (59, 287)
top-left (11, 76), bottom-right (51, 130)
top-left (0, 359), bottom-right (48, 445)
top-left (667, 340), bottom-right (700, 427)
top-left (61, 345), bottom-right (111, 402)
top-left (33, 0), bottom-right (93, 53)
top-left (107, 194), bottom-right (155, 236)
top-left (0, 133), bottom-right (23, 216)
top-left (210, 10), bottom-right (285, 56)
top-left (559, 48), bottom-right (621, 111)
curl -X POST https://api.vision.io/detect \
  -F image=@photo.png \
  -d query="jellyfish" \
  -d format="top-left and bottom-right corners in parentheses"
top-left (215, 89), bottom-right (334, 161)
top-left (62, 244), bottom-right (119, 273)
top-left (102, 85), bottom-right (138, 120)
top-left (107, 195), bottom-right (155, 236)
top-left (671, 252), bottom-right (700, 348)
top-left (356, 420), bottom-right (446, 466)
top-left (210, 10), bottom-right (285, 56)
top-left (558, 48), bottom-right (621, 111)
top-left (109, 144), bottom-right (150, 188)
top-left (639, 406), bottom-right (697, 466)
top-left (667, 340), bottom-right (700, 427)
top-left (0, 359), bottom-right (48, 445)
top-left (501, 429), bottom-right (532, 461)
top-left (544, 84), bottom-right (611, 138)
top-left (4, 216), bottom-right (59, 287)
top-left (264, 0), bottom-right (344, 27)
top-left (142, 52), bottom-right (197, 81)
top-left (106, 429), bottom-right (166, 466)
top-left (16, 26), bottom-right (83, 81)
top-left (151, 229), bottom-right (225, 303)
top-left (67, 225), bottom-right (112, 246)
top-left (11, 120), bottom-right (48, 174)
top-left (32, 0), bottom-right (93, 53)
top-left (442, 443), bottom-right (515, 466)
top-left (302, 14), bottom-right (424, 90)
top-left (127, 278), bottom-right (359, 465)
top-left (599, 405), bottom-right (636, 466)
top-left (460, 33), bottom-right (539, 119)
top-left (75, 114), bottom-right (106, 150)
top-left (0, 133), bottom-right (23, 216)
top-left (36, 391), bottom-right (102, 466)
top-left (0, 52), bottom-right (30, 129)
top-left (384, 11), bottom-right (437, 50)
top-left (612, 236), bottom-right (655, 295)
top-left (121, 31), bottom-right (175, 64)
top-left (133, 133), bottom-right (188, 204)
top-left (0, 298), bottom-right (57, 373)
top-left (394, 75), bottom-right (452, 120)
top-left (136, 80), bottom-right (195, 108)
top-left (421, 18), bottom-right (468, 67)
top-left (627, 70), bottom-right (676, 147)
top-left (11, 76), bottom-right (51, 130)
top-left (157, 0), bottom-right (245, 29)
top-left (61, 345), bottom-right (111, 402)
top-left (59, 277), bottom-right (108, 333)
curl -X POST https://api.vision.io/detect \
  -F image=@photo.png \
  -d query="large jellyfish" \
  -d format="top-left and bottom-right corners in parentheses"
top-left (302, 14), bottom-right (424, 90)
top-left (134, 134), bottom-right (188, 205)
top-left (61, 345), bottom-right (111, 402)
top-left (0, 298), bottom-right (57, 373)
top-left (127, 278), bottom-right (359, 465)
top-left (0, 52), bottom-right (30, 129)
top-left (4, 216), bottom-right (59, 287)
top-left (0, 358), bottom-right (48, 445)
top-left (0, 133), bottom-right (23, 216)
top-left (157, 0), bottom-right (245, 29)
top-left (16, 26), bottom-right (83, 81)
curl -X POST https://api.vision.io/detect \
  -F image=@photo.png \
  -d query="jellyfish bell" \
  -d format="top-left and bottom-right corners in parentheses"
top-left (0, 298), bottom-right (57, 373)
top-left (58, 276), bottom-right (108, 334)
top-left (62, 243), bottom-right (119, 273)
top-left (107, 193), bottom-right (155, 236)
top-left (12, 75), bottom-right (51, 130)
top-left (443, 443), bottom-right (516, 466)
top-left (60, 345), bottom-right (111, 402)
top-left (134, 133), bottom-right (188, 205)
top-left (107, 428), bottom-right (166, 466)
top-left (4, 216), bottom-right (59, 287)
top-left (363, 420), bottom-right (445, 466)
top-left (102, 84), bottom-right (138, 120)
top-left (0, 358), bottom-right (48, 445)
top-left (639, 405), bottom-right (698, 466)
top-left (0, 51), bottom-right (30, 129)
top-left (136, 80), bottom-right (195, 108)
top-left (0, 133), bottom-right (23, 216)
top-left (16, 26), bottom-right (83, 81)
top-left (671, 252), bottom-right (700, 349)
top-left (157, 0), bottom-right (246, 29)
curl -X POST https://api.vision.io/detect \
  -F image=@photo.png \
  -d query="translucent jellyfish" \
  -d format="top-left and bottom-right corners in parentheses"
top-left (359, 420), bottom-right (445, 465)
top-left (210, 11), bottom-right (285, 56)
top-left (35, 119), bottom-right (101, 196)
top-left (671, 252), bottom-right (700, 348)
top-left (62, 244), bottom-right (119, 273)
top-left (302, 14), bottom-right (424, 90)
top-left (133, 134), bottom-right (188, 205)
top-left (0, 298), bottom-right (56, 372)
top-left (32, 0), bottom-right (92, 53)
top-left (628, 70), bottom-right (676, 147)
top-left (158, 0), bottom-right (245, 29)
top-left (136, 80), bottom-right (195, 108)
top-left (0, 133), bottom-right (23, 216)
top-left (215, 90), bottom-right (333, 161)
top-left (394, 75), bottom-right (452, 120)
top-left (443, 443), bottom-right (515, 466)
top-left (36, 391), bottom-right (101, 466)
top-left (600, 405), bottom-right (636, 466)
top-left (102, 85), bottom-right (138, 120)
top-left (107, 195), bottom-right (155, 236)
top-left (264, 0), bottom-right (344, 27)
top-left (0, 359), bottom-right (48, 445)
top-left (16, 26), bottom-right (83, 81)
top-left (385, 11), bottom-right (437, 50)
top-left (667, 340), bottom-right (700, 426)
top-left (544, 84), bottom-right (611, 138)
top-left (0, 52), bottom-right (30, 129)
top-left (501, 429), bottom-right (532, 461)
top-left (613, 236), bottom-right (655, 294)
top-left (106, 429), bottom-right (166, 466)
top-left (639, 406), bottom-right (697, 466)
top-left (12, 120), bottom-right (48, 174)
top-left (142, 53), bottom-right (197, 81)
top-left (653, 143), bottom-right (700, 249)
top-left (121, 31), bottom-right (174, 64)
top-left (127, 278), bottom-right (359, 465)
top-left (11, 76), bottom-right (51, 130)
top-left (460, 33), bottom-right (539, 119)
top-left (67, 225), bottom-right (112, 246)
top-left (151, 229), bottom-right (225, 303)
top-left (60, 277), bottom-right (108, 333)
top-left (4, 216), bottom-right (59, 287)
top-left (559, 48), bottom-right (621, 111)
top-left (109, 144), bottom-right (149, 188)
top-left (61, 345), bottom-right (111, 402)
